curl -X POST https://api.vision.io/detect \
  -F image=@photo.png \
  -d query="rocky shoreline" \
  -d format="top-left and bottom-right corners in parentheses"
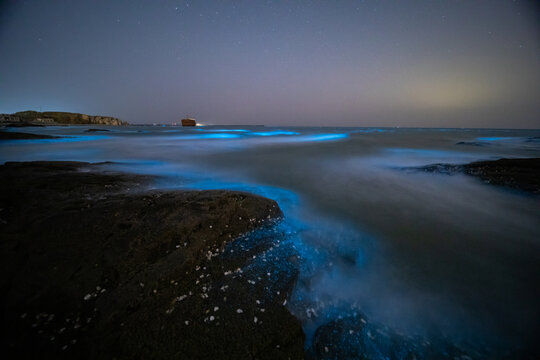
top-left (0, 161), bottom-right (304, 359)
top-left (412, 157), bottom-right (540, 194)
top-left (1, 111), bottom-right (128, 126)
top-left (0, 130), bottom-right (58, 140)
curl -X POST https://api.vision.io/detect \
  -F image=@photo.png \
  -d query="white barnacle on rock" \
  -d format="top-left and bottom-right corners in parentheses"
top-left (254, 316), bottom-right (258, 323)
top-left (236, 308), bottom-right (243, 313)
top-left (175, 295), bottom-right (187, 302)
top-left (184, 320), bottom-right (189, 325)
top-left (83, 294), bottom-right (92, 301)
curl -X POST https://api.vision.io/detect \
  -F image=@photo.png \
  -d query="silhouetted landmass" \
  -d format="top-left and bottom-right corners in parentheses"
top-left (1, 111), bottom-right (128, 126)
top-left (414, 158), bottom-right (540, 194)
top-left (0, 161), bottom-right (304, 359)
top-left (84, 128), bottom-right (110, 132)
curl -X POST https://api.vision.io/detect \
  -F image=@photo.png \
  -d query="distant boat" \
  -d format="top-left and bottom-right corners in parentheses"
top-left (181, 117), bottom-right (196, 126)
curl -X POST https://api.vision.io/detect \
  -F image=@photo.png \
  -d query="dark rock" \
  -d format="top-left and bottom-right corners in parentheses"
top-left (524, 136), bottom-right (540, 143)
top-left (0, 131), bottom-right (58, 140)
top-left (7, 110), bottom-right (129, 126)
top-left (2, 123), bottom-right (45, 127)
top-left (455, 141), bottom-right (491, 147)
top-left (84, 128), bottom-right (110, 132)
top-left (310, 314), bottom-right (473, 360)
top-left (410, 158), bottom-right (540, 194)
top-left (0, 161), bottom-right (304, 359)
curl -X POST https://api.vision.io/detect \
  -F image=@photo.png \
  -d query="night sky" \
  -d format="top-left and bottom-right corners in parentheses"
top-left (1, 0), bottom-right (539, 128)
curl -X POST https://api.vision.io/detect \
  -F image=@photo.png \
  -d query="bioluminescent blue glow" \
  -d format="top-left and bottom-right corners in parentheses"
top-left (351, 128), bottom-right (388, 133)
top-left (294, 133), bottom-right (349, 142)
top-left (251, 131), bottom-right (300, 136)
top-left (171, 133), bottom-right (242, 140)
top-left (196, 129), bottom-right (251, 132)
top-left (1, 126), bottom-right (539, 359)
top-left (477, 137), bottom-right (518, 141)
top-left (385, 148), bottom-right (463, 157)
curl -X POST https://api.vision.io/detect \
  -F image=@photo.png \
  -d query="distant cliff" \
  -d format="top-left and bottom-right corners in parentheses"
top-left (4, 111), bottom-right (128, 126)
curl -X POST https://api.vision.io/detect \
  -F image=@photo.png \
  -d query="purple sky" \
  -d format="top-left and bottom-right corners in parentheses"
top-left (1, 0), bottom-right (539, 128)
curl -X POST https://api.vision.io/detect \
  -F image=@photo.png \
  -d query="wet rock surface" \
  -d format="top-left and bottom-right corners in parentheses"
top-left (0, 161), bottom-right (304, 359)
top-left (309, 314), bottom-right (479, 360)
top-left (0, 130), bottom-right (58, 140)
top-left (412, 158), bottom-right (540, 194)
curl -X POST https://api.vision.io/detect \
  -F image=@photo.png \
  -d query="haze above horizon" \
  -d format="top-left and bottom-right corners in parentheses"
top-left (1, 0), bottom-right (539, 128)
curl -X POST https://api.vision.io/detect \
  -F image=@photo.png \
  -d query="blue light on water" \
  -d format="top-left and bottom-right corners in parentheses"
top-left (351, 128), bottom-right (387, 133)
top-left (385, 147), bottom-right (460, 157)
top-left (251, 131), bottom-right (299, 136)
top-left (477, 137), bottom-right (516, 141)
top-left (196, 129), bottom-right (250, 132)
top-left (297, 133), bottom-right (348, 142)
top-left (171, 133), bottom-right (242, 139)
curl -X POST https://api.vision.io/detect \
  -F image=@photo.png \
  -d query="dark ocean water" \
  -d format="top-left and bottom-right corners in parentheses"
top-left (2, 125), bottom-right (539, 356)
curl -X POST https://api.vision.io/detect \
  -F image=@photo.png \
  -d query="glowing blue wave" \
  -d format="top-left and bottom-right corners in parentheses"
top-left (251, 131), bottom-right (299, 136)
top-left (294, 133), bottom-right (348, 142)
top-left (171, 133), bottom-right (242, 139)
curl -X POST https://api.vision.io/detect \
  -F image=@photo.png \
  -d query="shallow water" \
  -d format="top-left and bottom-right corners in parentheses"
top-left (2, 125), bottom-right (540, 356)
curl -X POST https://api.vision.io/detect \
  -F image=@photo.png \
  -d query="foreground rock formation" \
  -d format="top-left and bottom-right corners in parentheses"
top-left (1, 111), bottom-right (128, 126)
top-left (0, 161), bottom-right (304, 359)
